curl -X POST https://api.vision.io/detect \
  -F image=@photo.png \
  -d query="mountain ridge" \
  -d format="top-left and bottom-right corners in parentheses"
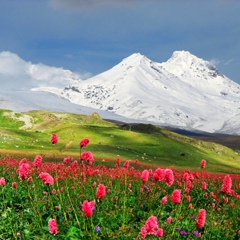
top-left (60, 51), bottom-right (240, 134)
top-left (0, 50), bottom-right (240, 135)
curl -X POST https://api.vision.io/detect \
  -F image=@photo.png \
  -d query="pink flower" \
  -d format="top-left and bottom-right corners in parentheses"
top-left (124, 160), bottom-right (130, 168)
top-left (153, 168), bottom-right (165, 181)
top-left (171, 189), bottom-right (181, 204)
top-left (39, 172), bottom-right (54, 185)
top-left (182, 172), bottom-right (190, 182)
top-left (96, 184), bottom-right (106, 200)
top-left (18, 163), bottom-right (30, 180)
top-left (202, 182), bottom-right (207, 190)
top-left (165, 169), bottom-right (174, 186)
top-left (167, 217), bottom-right (172, 224)
top-left (0, 177), bottom-right (6, 186)
top-left (134, 159), bottom-right (139, 164)
top-left (116, 158), bottom-right (121, 166)
top-left (141, 170), bottom-right (149, 183)
top-left (12, 182), bottom-right (18, 188)
top-left (196, 209), bottom-right (206, 229)
top-left (81, 151), bottom-right (94, 165)
top-left (19, 158), bottom-right (29, 165)
top-left (140, 216), bottom-right (161, 238)
top-left (80, 138), bottom-right (90, 148)
top-left (51, 133), bottom-right (58, 144)
top-left (161, 196), bottom-right (168, 205)
top-left (222, 175), bottom-right (232, 194)
top-left (33, 155), bottom-right (42, 167)
top-left (82, 200), bottom-right (95, 217)
top-left (156, 228), bottom-right (164, 237)
top-left (27, 176), bottom-right (33, 183)
top-left (201, 159), bottom-right (207, 168)
top-left (186, 180), bottom-right (193, 189)
top-left (63, 156), bottom-right (71, 164)
top-left (48, 218), bottom-right (58, 235)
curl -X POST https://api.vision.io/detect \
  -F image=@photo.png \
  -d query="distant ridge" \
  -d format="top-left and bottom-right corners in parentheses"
top-left (60, 51), bottom-right (240, 134)
top-left (0, 50), bottom-right (240, 135)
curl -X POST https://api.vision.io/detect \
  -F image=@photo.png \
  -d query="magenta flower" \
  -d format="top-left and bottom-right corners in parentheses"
top-left (96, 184), bottom-right (106, 200)
top-left (0, 177), bottom-right (6, 186)
top-left (48, 218), bottom-right (58, 235)
top-left (222, 175), bottom-right (232, 194)
top-left (161, 196), bottom-right (168, 205)
top-left (18, 163), bottom-right (30, 180)
top-left (51, 133), bottom-right (58, 144)
top-left (80, 138), bottom-right (90, 148)
top-left (201, 159), bottom-right (207, 168)
top-left (196, 209), bottom-right (206, 229)
top-left (153, 168), bottom-right (165, 181)
top-left (171, 189), bottom-right (181, 204)
top-left (33, 155), bottom-right (43, 167)
top-left (81, 151), bottom-right (94, 165)
top-left (140, 215), bottom-right (163, 238)
top-left (39, 172), bottom-right (54, 185)
top-left (82, 200), bottom-right (95, 217)
top-left (165, 169), bottom-right (174, 186)
top-left (141, 170), bottom-right (149, 183)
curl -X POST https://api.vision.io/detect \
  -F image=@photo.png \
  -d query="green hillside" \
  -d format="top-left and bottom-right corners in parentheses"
top-left (0, 109), bottom-right (239, 173)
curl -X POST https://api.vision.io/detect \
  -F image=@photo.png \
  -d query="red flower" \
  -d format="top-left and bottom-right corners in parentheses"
top-left (39, 172), bottom-right (54, 185)
top-left (124, 160), bottom-right (130, 168)
top-left (196, 209), bottom-right (206, 229)
top-left (153, 168), bottom-right (165, 181)
top-left (33, 155), bottom-right (42, 167)
top-left (81, 151), bottom-right (94, 165)
top-left (201, 159), bottom-right (207, 168)
top-left (134, 159), bottom-right (139, 164)
top-left (80, 138), bottom-right (90, 148)
top-left (0, 177), bottom-right (6, 186)
top-left (141, 170), bottom-right (149, 183)
top-left (222, 175), bottom-right (232, 194)
top-left (165, 169), bottom-right (174, 186)
top-left (156, 228), bottom-right (164, 237)
top-left (140, 215), bottom-right (160, 238)
top-left (63, 156), bottom-right (71, 164)
top-left (96, 184), bottom-right (106, 200)
top-left (167, 217), bottom-right (172, 224)
top-left (48, 218), bottom-right (58, 235)
top-left (171, 189), bottom-right (181, 204)
top-left (51, 133), bottom-right (58, 144)
top-left (18, 163), bottom-right (30, 180)
top-left (161, 196), bottom-right (168, 205)
top-left (82, 200), bottom-right (95, 217)
top-left (116, 158), bottom-right (121, 167)
top-left (12, 182), bottom-right (18, 188)
top-left (202, 182), bottom-right (207, 190)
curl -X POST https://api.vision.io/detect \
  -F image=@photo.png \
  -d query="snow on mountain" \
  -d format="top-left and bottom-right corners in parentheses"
top-left (0, 51), bottom-right (134, 122)
top-left (1, 50), bottom-right (240, 135)
top-left (60, 51), bottom-right (240, 134)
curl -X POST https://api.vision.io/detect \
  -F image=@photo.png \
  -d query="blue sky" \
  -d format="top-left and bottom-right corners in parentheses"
top-left (0, 0), bottom-right (240, 83)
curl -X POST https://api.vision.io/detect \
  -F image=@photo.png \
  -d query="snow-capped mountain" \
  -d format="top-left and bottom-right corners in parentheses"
top-left (0, 50), bottom-right (240, 135)
top-left (0, 51), bottom-right (134, 122)
top-left (60, 51), bottom-right (240, 134)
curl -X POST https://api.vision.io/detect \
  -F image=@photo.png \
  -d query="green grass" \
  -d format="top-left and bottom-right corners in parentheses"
top-left (0, 109), bottom-right (239, 173)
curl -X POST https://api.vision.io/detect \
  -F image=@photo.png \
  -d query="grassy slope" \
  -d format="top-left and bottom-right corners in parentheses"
top-left (0, 109), bottom-right (239, 173)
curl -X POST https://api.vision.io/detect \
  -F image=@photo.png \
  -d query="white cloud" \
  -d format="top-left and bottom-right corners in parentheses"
top-left (208, 58), bottom-right (221, 66)
top-left (0, 51), bottom-right (82, 91)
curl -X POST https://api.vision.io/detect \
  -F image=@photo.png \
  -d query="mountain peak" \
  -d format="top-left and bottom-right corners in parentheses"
top-left (121, 52), bottom-right (150, 66)
top-left (169, 50), bottom-right (202, 64)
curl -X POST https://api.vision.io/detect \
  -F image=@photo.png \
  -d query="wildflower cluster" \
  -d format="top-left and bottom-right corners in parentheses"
top-left (0, 135), bottom-right (239, 239)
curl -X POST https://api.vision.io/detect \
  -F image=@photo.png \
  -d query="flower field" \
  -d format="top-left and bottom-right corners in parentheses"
top-left (0, 136), bottom-right (240, 239)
